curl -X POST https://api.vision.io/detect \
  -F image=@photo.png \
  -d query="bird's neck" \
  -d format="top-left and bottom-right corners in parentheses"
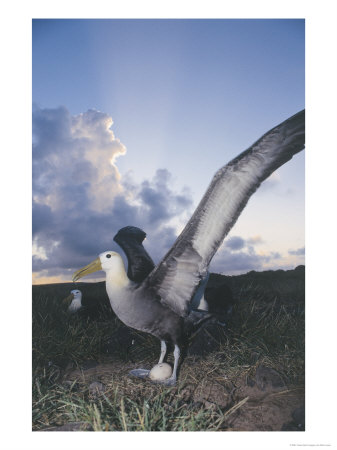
top-left (105, 266), bottom-right (129, 290)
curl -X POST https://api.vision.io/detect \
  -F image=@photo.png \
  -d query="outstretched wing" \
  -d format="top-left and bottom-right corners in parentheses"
top-left (145, 110), bottom-right (305, 317)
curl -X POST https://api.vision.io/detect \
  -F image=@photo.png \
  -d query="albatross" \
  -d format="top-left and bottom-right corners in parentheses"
top-left (72, 110), bottom-right (305, 386)
top-left (63, 289), bottom-right (83, 313)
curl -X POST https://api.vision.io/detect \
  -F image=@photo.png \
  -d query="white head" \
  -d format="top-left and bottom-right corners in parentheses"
top-left (72, 251), bottom-right (128, 286)
top-left (99, 251), bottom-right (125, 272)
top-left (70, 289), bottom-right (82, 298)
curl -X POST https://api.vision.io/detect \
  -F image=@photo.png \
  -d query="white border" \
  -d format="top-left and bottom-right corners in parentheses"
top-left (1, 1), bottom-right (337, 449)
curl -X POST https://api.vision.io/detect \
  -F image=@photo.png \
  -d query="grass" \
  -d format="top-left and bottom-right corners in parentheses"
top-left (32, 267), bottom-right (305, 431)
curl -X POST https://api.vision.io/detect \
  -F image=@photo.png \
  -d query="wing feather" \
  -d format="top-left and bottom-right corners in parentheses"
top-left (113, 226), bottom-right (155, 282)
top-left (146, 110), bottom-right (305, 317)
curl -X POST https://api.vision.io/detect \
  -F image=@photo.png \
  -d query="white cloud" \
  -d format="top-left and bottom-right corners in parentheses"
top-left (33, 106), bottom-right (126, 213)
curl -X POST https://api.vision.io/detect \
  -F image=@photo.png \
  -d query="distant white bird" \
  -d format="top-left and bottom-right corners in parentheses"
top-left (73, 110), bottom-right (305, 386)
top-left (63, 289), bottom-right (83, 313)
top-left (62, 287), bottom-right (112, 320)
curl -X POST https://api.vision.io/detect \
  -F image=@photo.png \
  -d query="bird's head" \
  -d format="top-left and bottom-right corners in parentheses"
top-left (71, 289), bottom-right (82, 298)
top-left (72, 251), bottom-right (124, 282)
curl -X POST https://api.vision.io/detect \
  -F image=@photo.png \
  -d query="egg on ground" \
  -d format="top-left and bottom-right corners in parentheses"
top-left (149, 363), bottom-right (173, 381)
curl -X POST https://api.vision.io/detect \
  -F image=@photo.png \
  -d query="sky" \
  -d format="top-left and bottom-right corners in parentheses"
top-left (32, 18), bottom-right (305, 284)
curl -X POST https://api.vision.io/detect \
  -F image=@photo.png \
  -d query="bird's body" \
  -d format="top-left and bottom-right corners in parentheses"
top-left (114, 225), bottom-right (213, 314)
top-left (68, 296), bottom-right (82, 313)
top-left (114, 226), bottom-right (235, 320)
top-left (102, 252), bottom-right (184, 344)
top-left (73, 110), bottom-right (305, 385)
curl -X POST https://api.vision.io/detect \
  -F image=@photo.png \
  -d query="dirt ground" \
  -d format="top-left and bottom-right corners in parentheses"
top-left (43, 355), bottom-right (304, 432)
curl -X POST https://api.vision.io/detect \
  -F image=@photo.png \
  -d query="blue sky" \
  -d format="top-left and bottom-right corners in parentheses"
top-left (32, 19), bottom-right (305, 283)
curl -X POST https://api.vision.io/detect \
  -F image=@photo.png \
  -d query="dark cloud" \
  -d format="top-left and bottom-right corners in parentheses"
top-left (225, 236), bottom-right (245, 251)
top-left (288, 247), bottom-right (305, 256)
top-left (137, 169), bottom-right (193, 226)
top-left (211, 249), bottom-right (263, 273)
top-left (210, 246), bottom-right (283, 274)
top-left (211, 234), bottom-right (282, 273)
top-left (32, 202), bottom-right (53, 235)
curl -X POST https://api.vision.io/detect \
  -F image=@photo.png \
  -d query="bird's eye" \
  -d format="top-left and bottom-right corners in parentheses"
top-left (106, 254), bottom-right (111, 258)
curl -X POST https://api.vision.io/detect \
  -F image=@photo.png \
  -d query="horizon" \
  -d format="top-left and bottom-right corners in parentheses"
top-left (33, 264), bottom-right (306, 287)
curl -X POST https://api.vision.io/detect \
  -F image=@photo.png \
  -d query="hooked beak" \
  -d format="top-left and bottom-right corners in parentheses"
top-left (72, 257), bottom-right (102, 282)
top-left (62, 293), bottom-right (74, 306)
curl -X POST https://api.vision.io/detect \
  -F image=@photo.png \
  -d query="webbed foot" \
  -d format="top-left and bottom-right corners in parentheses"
top-left (129, 368), bottom-right (150, 379)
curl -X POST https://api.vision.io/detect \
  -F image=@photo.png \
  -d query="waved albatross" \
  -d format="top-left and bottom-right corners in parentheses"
top-left (72, 110), bottom-right (305, 385)
top-left (63, 289), bottom-right (83, 313)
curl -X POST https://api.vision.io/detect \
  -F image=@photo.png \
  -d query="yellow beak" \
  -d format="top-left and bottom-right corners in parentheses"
top-left (62, 293), bottom-right (74, 306)
top-left (72, 257), bottom-right (102, 282)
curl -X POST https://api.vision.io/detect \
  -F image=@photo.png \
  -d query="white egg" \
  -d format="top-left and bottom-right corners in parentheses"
top-left (149, 363), bottom-right (172, 381)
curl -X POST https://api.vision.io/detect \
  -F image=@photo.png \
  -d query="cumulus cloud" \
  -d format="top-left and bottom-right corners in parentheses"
top-left (32, 106), bottom-right (193, 282)
top-left (210, 238), bottom-right (283, 274)
top-left (33, 105), bottom-right (126, 213)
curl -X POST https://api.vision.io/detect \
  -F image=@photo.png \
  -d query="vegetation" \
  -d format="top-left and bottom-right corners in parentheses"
top-left (32, 267), bottom-right (305, 431)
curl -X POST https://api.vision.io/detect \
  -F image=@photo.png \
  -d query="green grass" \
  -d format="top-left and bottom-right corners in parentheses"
top-left (33, 381), bottom-right (232, 431)
top-left (32, 268), bottom-right (305, 431)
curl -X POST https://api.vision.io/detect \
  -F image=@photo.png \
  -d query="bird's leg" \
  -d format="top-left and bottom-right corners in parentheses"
top-left (171, 344), bottom-right (180, 381)
top-left (158, 344), bottom-right (180, 386)
top-left (158, 340), bottom-right (167, 364)
top-left (129, 340), bottom-right (168, 379)
top-left (129, 341), bottom-right (170, 380)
